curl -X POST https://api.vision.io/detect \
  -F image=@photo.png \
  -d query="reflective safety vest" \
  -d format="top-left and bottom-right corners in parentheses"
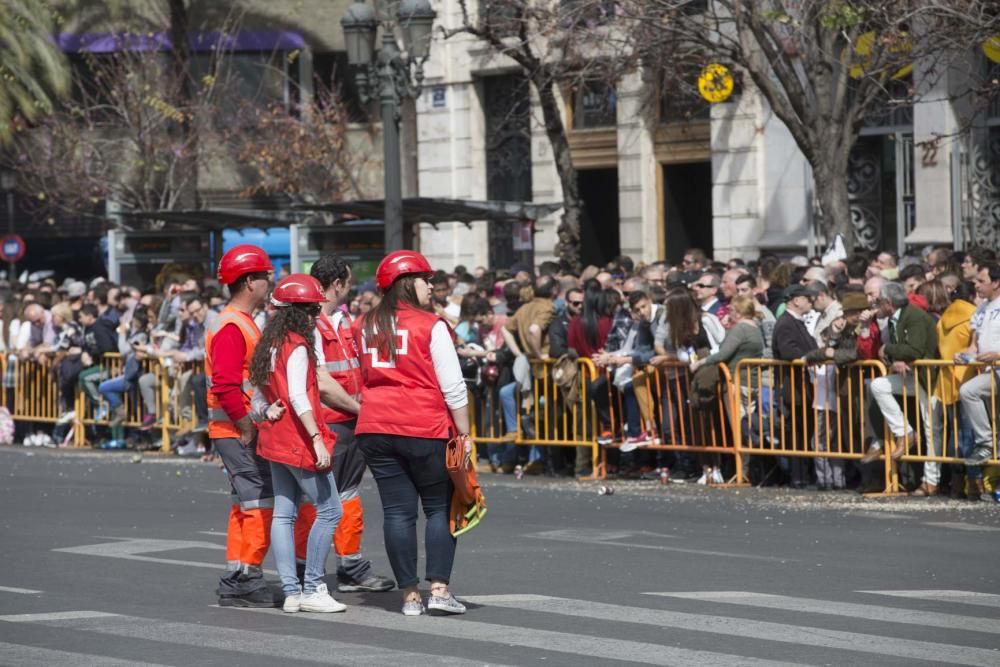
top-left (316, 311), bottom-right (362, 425)
top-left (206, 306), bottom-right (260, 440)
top-left (353, 306), bottom-right (454, 440)
top-left (256, 333), bottom-right (336, 471)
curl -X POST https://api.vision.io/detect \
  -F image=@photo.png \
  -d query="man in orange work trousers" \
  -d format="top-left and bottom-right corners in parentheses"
top-left (207, 244), bottom-right (279, 607)
top-left (294, 255), bottom-right (395, 593)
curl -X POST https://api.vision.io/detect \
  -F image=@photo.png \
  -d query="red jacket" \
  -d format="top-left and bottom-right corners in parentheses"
top-left (353, 306), bottom-right (454, 440)
top-left (856, 321), bottom-right (882, 361)
top-left (256, 333), bottom-right (336, 471)
top-left (316, 313), bottom-right (362, 425)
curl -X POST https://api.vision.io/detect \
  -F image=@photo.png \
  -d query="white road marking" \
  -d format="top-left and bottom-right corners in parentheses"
top-left (860, 590), bottom-right (1000, 609)
top-left (11, 612), bottom-right (503, 666)
top-left (646, 591), bottom-right (1000, 635)
top-left (525, 529), bottom-right (794, 562)
top-left (240, 604), bottom-right (809, 666)
top-left (464, 594), bottom-right (999, 666)
top-left (0, 642), bottom-right (171, 667)
top-left (198, 530), bottom-right (228, 537)
top-left (51, 537), bottom-right (277, 575)
top-left (0, 585), bottom-right (42, 594)
top-left (922, 521), bottom-right (1000, 532)
top-left (0, 611), bottom-right (118, 623)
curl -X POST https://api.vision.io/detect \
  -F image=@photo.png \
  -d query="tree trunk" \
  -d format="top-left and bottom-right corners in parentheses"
top-left (812, 158), bottom-right (855, 252)
top-left (533, 74), bottom-right (582, 270)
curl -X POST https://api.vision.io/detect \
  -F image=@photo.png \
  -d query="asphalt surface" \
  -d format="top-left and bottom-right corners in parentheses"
top-left (1, 445), bottom-right (999, 666)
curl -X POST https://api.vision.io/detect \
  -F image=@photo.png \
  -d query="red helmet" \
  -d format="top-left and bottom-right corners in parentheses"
top-left (375, 250), bottom-right (433, 291)
top-left (218, 244), bottom-right (273, 285)
top-left (271, 274), bottom-right (325, 306)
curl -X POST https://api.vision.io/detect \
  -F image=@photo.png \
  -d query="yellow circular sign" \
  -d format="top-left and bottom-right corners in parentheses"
top-left (698, 64), bottom-right (734, 104)
top-left (984, 34), bottom-right (1000, 64)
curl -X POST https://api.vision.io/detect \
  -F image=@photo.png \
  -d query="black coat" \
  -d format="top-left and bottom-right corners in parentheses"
top-left (772, 312), bottom-right (818, 361)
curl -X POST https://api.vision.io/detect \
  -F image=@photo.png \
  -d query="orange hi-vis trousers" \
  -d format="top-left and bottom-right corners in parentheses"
top-left (225, 505), bottom-right (273, 568)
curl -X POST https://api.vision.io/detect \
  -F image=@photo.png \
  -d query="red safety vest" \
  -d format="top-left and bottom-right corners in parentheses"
top-left (316, 312), bottom-right (362, 425)
top-left (256, 333), bottom-right (336, 472)
top-left (206, 306), bottom-right (259, 440)
top-left (354, 306), bottom-right (454, 440)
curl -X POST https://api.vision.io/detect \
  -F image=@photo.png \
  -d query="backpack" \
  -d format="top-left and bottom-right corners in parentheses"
top-left (552, 354), bottom-right (581, 405)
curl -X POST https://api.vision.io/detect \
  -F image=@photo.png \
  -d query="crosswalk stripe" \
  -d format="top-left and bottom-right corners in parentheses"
top-left (0, 585), bottom-right (42, 594)
top-left (463, 594), bottom-right (998, 666)
top-left (645, 591), bottom-right (1000, 635)
top-left (3, 611), bottom-right (508, 666)
top-left (242, 605), bottom-right (809, 666)
top-left (0, 611), bottom-right (116, 623)
top-left (0, 642), bottom-right (171, 667)
top-left (859, 590), bottom-right (1000, 609)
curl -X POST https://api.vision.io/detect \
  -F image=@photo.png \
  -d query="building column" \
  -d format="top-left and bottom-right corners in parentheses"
top-left (616, 72), bottom-right (659, 264)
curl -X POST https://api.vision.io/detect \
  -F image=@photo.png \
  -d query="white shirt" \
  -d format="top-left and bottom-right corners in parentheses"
top-left (972, 295), bottom-right (1000, 354)
top-left (250, 343), bottom-right (313, 419)
top-left (430, 320), bottom-right (468, 409)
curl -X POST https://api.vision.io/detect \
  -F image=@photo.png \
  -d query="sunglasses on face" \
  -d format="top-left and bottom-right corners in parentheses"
top-left (568, 300), bottom-right (583, 307)
top-left (693, 283), bottom-right (714, 289)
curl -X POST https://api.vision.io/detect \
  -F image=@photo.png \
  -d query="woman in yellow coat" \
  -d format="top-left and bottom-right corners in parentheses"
top-left (917, 281), bottom-right (977, 497)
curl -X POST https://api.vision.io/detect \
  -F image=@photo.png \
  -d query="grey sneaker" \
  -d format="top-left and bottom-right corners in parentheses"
top-left (428, 594), bottom-right (466, 615)
top-left (964, 446), bottom-right (993, 467)
top-left (337, 573), bottom-right (396, 593)
top-left (402, 599), bottom-right (425, 616)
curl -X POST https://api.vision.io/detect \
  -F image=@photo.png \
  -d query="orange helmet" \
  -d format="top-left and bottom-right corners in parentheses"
top-left (375, 250), bottom-right (433, 291)
top-left (218, 244), bottom-right (273, 285)
top-left (271, 274), bottom-right (325, 306)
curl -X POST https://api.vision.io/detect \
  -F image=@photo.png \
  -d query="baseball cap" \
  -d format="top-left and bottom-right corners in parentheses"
top-left (840, 292), bottom-right (869, 312)
top-left (784, 284), bottom-right (818, 301)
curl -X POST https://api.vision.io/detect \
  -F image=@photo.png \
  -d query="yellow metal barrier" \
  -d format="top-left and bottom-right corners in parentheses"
top-left (468, 357), bottom-right (600, 473)
top-left (733, 359), bottom-right (893, 491)
top-left (895, 360), bottom-right (1000, 490)
top-left (599, 361), bottom-right (739, 481)
top-left (12, 358), bottom-right (64, 424)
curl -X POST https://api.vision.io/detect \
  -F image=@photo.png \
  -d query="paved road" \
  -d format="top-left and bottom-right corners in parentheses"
top-left (1, 445), bottom-right (999, 666)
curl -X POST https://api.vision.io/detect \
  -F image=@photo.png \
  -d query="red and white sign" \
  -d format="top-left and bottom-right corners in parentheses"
top-left (0, 234), bottom-right (25, 263)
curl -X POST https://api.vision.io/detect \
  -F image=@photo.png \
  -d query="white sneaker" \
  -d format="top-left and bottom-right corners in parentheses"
top-left (299, 583), bottom-right (346, 613)
top-left (711, 469), bottom-right (724, 485)
top-left (696, 473), bottom-right (708, 485)
top-left (283, 590), bottom-right (302, 613)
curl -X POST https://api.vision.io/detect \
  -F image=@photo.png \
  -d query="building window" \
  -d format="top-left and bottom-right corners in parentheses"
top-left (312, 52), bottom-right (369, 123)
top-left (573, 80), bottom-right (617, 129)
top-left (479, 1), bottom-right (521, 35)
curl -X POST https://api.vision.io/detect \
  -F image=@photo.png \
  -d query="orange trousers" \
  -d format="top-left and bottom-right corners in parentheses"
top-left (294, 496), bottom-right (363, 561)
top-left (224, 504), bottom-right (272, 567)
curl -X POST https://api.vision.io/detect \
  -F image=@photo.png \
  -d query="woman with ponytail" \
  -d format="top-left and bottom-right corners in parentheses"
top-left (354, 250), bottom-right (471, 616)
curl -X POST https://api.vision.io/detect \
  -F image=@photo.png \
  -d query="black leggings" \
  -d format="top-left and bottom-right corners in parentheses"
top-left (357, 433), bottom-right (456, 589)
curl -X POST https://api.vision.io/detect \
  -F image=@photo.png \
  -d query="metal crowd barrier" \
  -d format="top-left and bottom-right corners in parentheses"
top-left (894, 360), bottom-right (1000, 490)
top-left (9, 354), bottom-right (201, 452)
top-left (732, 359), bottom-right (893, 491)
top-left (468, 357), bottom-right (600, 473)
top-left (599, 361), bottom-right (738, 481)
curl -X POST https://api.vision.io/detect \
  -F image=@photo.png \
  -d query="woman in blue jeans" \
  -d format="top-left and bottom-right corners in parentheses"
top-left (355, 250), bottom-right (472, 616)
top-left (249, 274), bottom-right (344, 614)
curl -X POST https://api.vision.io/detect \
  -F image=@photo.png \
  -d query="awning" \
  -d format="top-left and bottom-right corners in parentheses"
top-left (119, 198), bottom-right (563, 231)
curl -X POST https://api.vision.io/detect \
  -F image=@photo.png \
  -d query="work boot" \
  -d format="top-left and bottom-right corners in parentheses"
top-left (218, 565), bottom-right (277, 608)
top-left (949, 473), bottom-right (966, 500)
top-left (337, 572), bottom-right (395, 593)
top-left (968, 478), bottom-right (985, 502)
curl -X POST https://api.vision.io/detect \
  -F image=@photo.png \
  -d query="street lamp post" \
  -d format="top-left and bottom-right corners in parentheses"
top-left (0, 170), bottom-right (16, 281)
top-left (341, 0), bottom-right (436, 253)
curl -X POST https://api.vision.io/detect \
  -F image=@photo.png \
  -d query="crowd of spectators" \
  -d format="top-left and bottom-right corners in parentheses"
top-left (427, 245), bottom-right (1000, 501)
top-left (5, 243), bottom-right (1000, 502)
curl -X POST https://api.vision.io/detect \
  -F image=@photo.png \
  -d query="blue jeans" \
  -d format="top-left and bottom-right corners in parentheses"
top-left (269, 461), bottom-right (342, 595)
top-left (358, 434), bottom-right (456, 588)
top-left (497, 381), bottom-right (543, 465)
top-left (98, 375), bottom-right (128, 410)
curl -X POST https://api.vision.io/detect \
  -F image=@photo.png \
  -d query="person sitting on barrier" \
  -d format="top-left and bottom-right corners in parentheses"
top-left (15, 303), bottom-right (55, 363)
top-left (96, 310), bottom-right (152, 449)
top-left (958, 262), bottom-right (1000, 470)
top-left (595, 289), bottom-right (659, 462)
top-left (29, 303), bottom-right (74, 368)
top-left (498, 274), bottom-right (558, 475)
top-left (859, 281), bottom-right (938, 465)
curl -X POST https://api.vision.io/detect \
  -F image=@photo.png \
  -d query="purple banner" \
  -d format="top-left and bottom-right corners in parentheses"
top-left (57, 30), bottom-right (306, 53)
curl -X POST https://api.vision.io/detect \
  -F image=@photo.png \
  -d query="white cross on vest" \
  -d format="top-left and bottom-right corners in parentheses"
top-left (361, 329), bottom-right (409, 368)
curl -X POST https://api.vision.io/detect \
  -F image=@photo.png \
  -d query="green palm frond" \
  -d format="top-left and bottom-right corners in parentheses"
top-left (0, 0), bottom-right (70, 142)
